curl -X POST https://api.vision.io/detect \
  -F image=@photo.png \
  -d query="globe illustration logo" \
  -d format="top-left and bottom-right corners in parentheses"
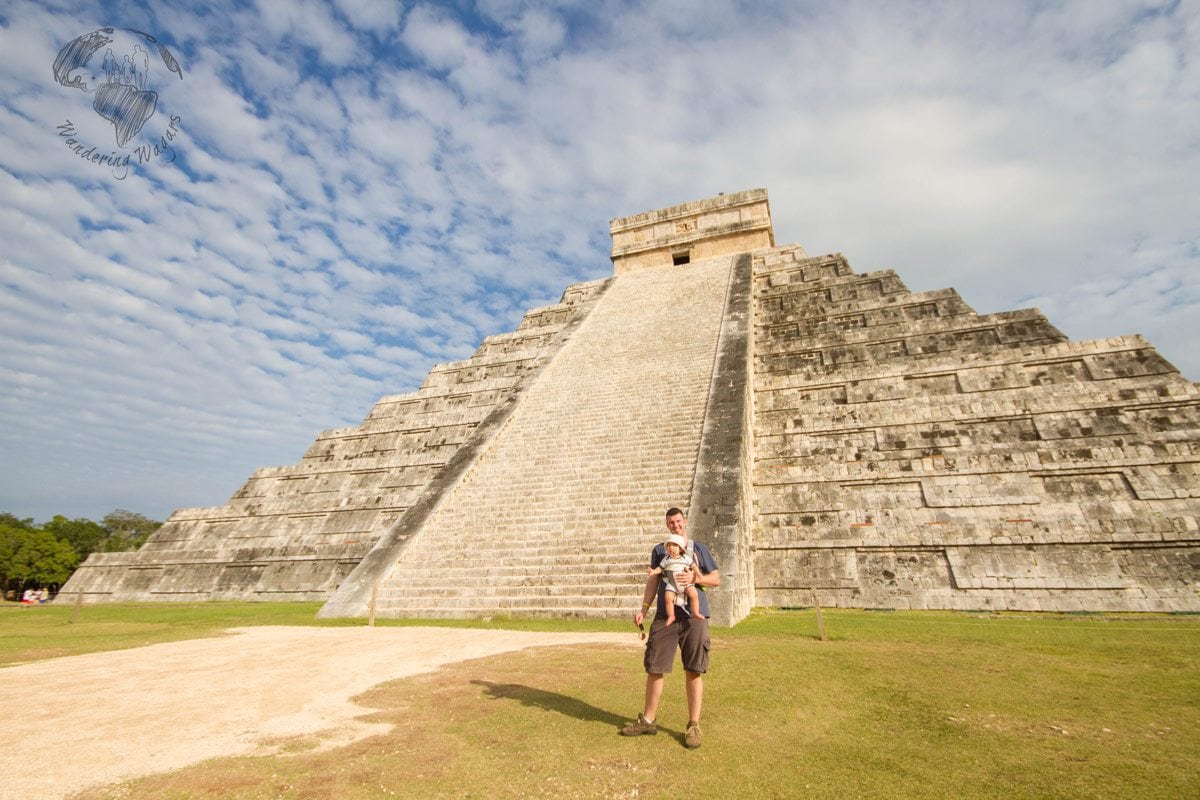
top-left (52, 27), bottom-right (183, 148)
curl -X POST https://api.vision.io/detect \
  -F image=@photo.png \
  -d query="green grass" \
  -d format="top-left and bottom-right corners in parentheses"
top-left (5, 603), bottom-right (1198, 799)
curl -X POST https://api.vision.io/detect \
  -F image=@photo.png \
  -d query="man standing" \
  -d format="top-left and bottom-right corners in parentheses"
top-left (621, 507), bottom-right (720, 748)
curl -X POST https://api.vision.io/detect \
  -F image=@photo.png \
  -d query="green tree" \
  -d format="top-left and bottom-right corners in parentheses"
top-left (0, 509), bottom-right (162, 595)
top-left (14, 530), bottom-right (78, 586)
top-left (0, 513), bottom-right (35, 531)
top-left (0, 524), bottom-right (80, 589)
top-left (41, 515), bottom-right (107, 559)
top-left (101, 509), bottom-right (162, 551)
top-left (0, 520), bottom-right (24, 586)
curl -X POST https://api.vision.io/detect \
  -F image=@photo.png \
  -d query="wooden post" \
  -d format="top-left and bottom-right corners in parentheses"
top-left (368, 581), bottom-right (379, 627)
top-left (70, 592), bottom-right (83, 624)
top-left (811, 589), bottom-right (826, 641)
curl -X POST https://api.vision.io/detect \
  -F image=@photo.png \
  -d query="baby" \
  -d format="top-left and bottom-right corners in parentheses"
top-left (648, 533), bottom-right (704, 625)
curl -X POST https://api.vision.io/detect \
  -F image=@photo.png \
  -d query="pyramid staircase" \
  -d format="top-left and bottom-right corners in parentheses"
top-left (321, 255), bottom-right (740, 619)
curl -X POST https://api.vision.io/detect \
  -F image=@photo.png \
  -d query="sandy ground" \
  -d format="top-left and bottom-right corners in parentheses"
top-left (0, 626), bottom-right (635, 800)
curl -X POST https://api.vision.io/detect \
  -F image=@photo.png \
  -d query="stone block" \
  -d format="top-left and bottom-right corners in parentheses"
top-left (945, 545), bottom-right (1125, 590)
top-left (920, 476), bottom-right (1042, 508)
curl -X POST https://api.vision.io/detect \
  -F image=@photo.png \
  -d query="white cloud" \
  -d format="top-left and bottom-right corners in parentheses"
top-left (253, 0), bottom-right (361, 66)
top-left (401, 5), bottom-right (473, 70)
top-left (332, 0), bottom-right (404, 34)
top-left (509, 8), bottom-right (566, 59)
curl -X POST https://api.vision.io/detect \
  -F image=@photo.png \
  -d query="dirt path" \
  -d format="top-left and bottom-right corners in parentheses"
top-left (0, 626), bottom-right (635, 800)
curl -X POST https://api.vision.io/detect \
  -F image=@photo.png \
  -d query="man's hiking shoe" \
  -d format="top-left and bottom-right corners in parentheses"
top-left (620, 713), bottom-right (657, 736)
top-left (684, 720), bottom-right (703, 749)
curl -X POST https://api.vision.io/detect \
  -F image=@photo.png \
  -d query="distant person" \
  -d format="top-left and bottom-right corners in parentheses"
top-left (647, 534), bottom-right (704, 625)
top-left (21, 589), bottom-right (35, 606)
top-left (38, 588), bottom-right (50, 604)
top-left (621, 507), bottom-right (719, 749)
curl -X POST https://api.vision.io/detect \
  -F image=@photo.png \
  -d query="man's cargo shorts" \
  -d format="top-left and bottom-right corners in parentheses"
top-left (644, 615), bottom-right (710, 674)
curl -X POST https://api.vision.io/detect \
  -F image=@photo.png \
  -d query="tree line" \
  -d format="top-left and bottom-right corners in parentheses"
top-left (0, 509), bottom-right (162, 596)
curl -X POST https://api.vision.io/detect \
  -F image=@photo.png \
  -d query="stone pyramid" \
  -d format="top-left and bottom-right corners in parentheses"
top-left (60, 189), bottom-right (1200, 623)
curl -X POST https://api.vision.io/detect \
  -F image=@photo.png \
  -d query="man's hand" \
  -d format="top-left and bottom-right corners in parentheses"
top-left (674, 567), bottom-right (696, 591)
top-left (634, 609), bottom-right (645, 626)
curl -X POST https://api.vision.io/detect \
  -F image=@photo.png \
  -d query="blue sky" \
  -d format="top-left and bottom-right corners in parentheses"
top-left (1, 0), bottom-right (1197, 524)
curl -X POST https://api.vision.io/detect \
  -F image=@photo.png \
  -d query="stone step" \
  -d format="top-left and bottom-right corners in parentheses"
top-left (380, 579), bottom-right (645, 598)
top-left (396, 548), bottom-right (653, 567)
top-left (382, 562), bottom-right (646, 580)
top-left (751, 336), bottom-right (1183, 392)
top-left (372, 605), bottom-right (630, 620)
top-left (377, 588), bottom-right (642, 605)
top-left (757, 309), bottom-right (1065, 354)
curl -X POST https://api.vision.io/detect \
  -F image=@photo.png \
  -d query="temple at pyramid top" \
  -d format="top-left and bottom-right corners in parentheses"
top-left (609, 188), bottom-right (775, 273)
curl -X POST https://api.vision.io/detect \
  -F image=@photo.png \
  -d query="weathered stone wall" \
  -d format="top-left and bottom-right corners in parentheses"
top-left (610, 188), bottom-right (774, 274)
top-left (751, 248), bottom-right (1200, 612)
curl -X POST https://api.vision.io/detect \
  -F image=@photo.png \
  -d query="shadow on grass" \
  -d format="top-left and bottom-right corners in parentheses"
top-left (472, 679), bottom-right (630, 731)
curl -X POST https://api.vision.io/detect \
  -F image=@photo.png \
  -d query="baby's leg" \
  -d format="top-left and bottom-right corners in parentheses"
top-left (686, 585), bottom-right (705, 619)
top-left (664, 590), bottom-right (678, 624)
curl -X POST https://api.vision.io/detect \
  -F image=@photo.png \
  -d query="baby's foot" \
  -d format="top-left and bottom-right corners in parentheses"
top-left (665, 615), bottom-right (676, 626)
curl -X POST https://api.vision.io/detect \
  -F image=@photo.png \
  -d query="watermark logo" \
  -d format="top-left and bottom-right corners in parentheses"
top-left (52, 27), bottom-right (185, 180)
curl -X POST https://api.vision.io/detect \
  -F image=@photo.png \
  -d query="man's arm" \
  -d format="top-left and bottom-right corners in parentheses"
top-left (683, 543), bottom-right (720, 589)
top-left (634, 572), bottom-right (661, 626)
